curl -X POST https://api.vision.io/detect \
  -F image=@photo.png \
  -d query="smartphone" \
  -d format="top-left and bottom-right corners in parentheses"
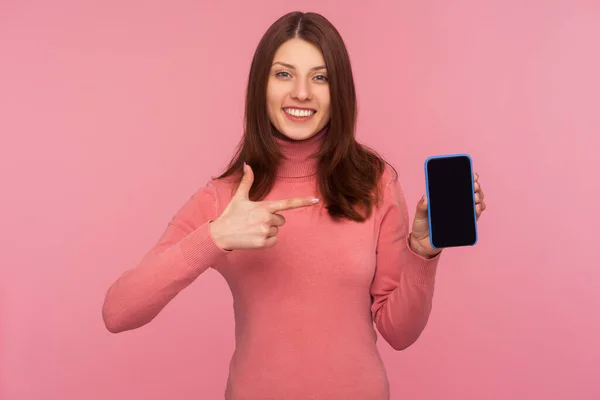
top-left (424, 154), bottom-right (478, 249)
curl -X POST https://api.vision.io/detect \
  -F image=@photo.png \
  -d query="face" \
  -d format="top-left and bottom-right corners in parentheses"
top-left (267, 38), bottom-right (331, 141)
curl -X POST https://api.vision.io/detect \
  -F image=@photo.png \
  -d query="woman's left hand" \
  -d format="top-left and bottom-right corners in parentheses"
top-left (409, 172), bottom-right (487, 259)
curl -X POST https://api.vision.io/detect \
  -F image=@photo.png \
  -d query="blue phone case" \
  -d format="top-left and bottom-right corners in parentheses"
top-left (424, 153), bottom-right (478, 249)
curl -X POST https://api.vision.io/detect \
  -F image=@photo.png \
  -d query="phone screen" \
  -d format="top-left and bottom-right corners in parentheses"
top-left (425, 155), bottom-right (478, 248)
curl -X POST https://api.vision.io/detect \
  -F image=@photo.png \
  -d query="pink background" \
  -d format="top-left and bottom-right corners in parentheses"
top-left (1, 0), bottom-right (599, 399)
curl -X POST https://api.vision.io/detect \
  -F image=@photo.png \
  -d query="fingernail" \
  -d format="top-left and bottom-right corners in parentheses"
top-left (312, 198), bottom-right (320, 204)
top-left (421, 195), bottom-right (425, 202)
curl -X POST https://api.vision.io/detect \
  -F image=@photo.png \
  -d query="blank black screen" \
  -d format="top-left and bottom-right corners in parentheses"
top-left (426, 155), bottom-right (477, 248)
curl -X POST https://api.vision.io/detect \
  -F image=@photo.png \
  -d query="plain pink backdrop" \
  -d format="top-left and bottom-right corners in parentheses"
top-left (1, 0), bottom-right (599, 399)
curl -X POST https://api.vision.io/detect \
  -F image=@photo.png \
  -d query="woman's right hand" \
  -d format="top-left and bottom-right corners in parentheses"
top-left (209, 163), bottom-right (320, 251)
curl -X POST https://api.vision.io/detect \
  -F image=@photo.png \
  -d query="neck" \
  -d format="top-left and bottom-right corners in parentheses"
top-left (273, 126), bottom-right (328, 178)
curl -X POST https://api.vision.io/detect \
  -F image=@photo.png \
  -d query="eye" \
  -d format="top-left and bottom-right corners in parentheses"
top-left (275, 71), bottom-right (291, 79)
top-left (314, 74), bottom-right (328, 82)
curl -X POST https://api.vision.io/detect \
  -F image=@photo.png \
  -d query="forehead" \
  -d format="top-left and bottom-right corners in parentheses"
top-left (272, 38), bottom-right (326, 69)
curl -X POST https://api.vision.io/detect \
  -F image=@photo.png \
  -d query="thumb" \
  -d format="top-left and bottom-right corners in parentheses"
top-left (414, 194), bottom-right (429, 220)
top-left (234, 162), bottom-right (254, 201)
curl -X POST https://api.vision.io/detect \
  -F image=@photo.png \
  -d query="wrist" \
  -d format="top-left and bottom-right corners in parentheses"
top-left (209, 220), bottom-right (231, 251)
top-left (409, 235), bottom-right (441, 259)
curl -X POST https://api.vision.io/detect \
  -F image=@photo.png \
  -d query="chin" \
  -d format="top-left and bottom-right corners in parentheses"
top-left (278, 122), bottom-right (324, 141)
top-left (281, 130), bottom-right (314, 141)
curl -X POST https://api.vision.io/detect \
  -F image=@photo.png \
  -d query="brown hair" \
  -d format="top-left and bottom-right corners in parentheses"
top-left (215, 11), bottom-right (395, 222)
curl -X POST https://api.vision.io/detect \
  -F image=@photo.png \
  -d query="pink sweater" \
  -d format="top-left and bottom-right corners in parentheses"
top-left (102, 128), bottom-right (441, 399)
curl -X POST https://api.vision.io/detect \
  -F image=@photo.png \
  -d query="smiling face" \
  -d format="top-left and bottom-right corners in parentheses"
top-left (266, 38), bottom-right (331, 141)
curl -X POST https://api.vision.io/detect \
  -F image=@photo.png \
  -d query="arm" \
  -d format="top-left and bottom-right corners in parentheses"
top-left (370, 176), bottom-right (441, 350)
top-left (102, 181), bottom-right (229, 333)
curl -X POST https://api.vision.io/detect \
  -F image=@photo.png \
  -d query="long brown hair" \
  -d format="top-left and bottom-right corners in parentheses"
top-left (215, 11), bottom-right (395, 222)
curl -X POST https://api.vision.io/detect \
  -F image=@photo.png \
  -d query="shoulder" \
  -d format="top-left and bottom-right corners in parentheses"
top-left (167, 172), bottom-right (238, 231)
top-left (374, 161), bottom-right (408, 217)
top-left (376, 161), bottom-right (401, 199)
top-left (177, 174), bottom-right (234, 216)
top-left (380, 161), bottom-right (399, 188)
top-left (205, 174), bottom-right (239, 213)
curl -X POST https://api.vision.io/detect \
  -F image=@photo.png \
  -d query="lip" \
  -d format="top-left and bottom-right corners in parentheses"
top-left (282, 106), bottom-right (317, 112)
top-left (282, 108), bottom-right (316, 122)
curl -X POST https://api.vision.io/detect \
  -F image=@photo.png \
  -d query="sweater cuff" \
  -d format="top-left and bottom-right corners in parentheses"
top-left (179, 221), bottom-right (230, 271)
top-left (402, 236), bottom-right (440, 285)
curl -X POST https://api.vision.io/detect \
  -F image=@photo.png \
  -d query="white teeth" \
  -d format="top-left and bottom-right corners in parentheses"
top-left (284, 108), bottom-right (315, 117)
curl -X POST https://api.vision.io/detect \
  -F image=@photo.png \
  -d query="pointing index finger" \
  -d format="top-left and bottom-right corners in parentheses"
top-left (266, 197), bottom-right (320, 213)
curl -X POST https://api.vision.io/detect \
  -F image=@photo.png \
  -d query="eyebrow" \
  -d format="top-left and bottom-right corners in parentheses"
top-left (271, 61), bottom-right (327, 71)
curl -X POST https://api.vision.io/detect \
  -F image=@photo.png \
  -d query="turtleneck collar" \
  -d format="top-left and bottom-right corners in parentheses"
top-left (273, 126), bottom-right (328, 178)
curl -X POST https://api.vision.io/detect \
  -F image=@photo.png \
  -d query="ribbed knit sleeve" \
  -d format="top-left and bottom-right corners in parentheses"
top-left (370, 173), bottom-right (441, 350)
top-left (102, 180), bottom-right (229, 333)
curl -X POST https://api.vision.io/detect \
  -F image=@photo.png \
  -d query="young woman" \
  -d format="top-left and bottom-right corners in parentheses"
top-left (102, 11), bottom-right (486, 399)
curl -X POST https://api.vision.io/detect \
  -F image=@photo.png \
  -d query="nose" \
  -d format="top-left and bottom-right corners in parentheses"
top-left (291, 78), bottom-right (311, 101)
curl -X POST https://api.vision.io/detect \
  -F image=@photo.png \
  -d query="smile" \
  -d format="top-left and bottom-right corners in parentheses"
top-left (283, 108), bottom-right (316, 118)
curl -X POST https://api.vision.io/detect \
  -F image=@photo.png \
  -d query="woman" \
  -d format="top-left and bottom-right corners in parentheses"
top-left (102, 11), bottom-right (486, 399)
